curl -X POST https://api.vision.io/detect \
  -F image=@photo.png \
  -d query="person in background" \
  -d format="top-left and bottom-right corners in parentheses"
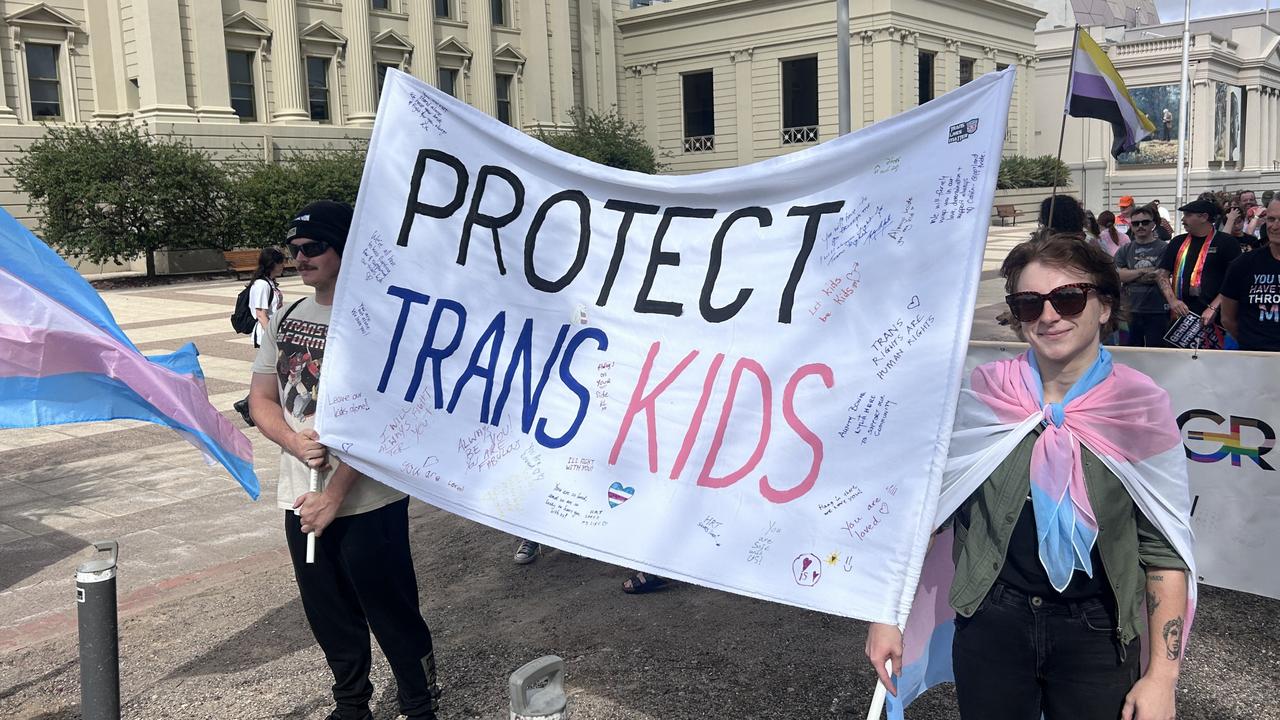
top-left (1162, 107), bottom-right (1173, 141)
top-left (1203, 198), bottom-right (1280, 352)
top-left (1224, 204), bottom-right (1263, 252)
top-left (1093, 211), bottom-right (1128, 257)
top-left (1150, 199), bottom-right (1174, 242)
top-left (1083, 210), bottom-right (1101, 245)
top-left (234, 247), bottom-right (286, 426)
top-left (1156, 199), bottom-right (1242, 347)
top-left (1035, 195), bottom-right (1086, 240)
top-left (1114, 196), bottom-right (1135, 234)
top-left (1114, 205), bottom-right (1169, 347)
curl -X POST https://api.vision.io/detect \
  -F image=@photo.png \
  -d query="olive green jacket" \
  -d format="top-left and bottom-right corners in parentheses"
top-left (948, 429), bottom-right (1188, 646)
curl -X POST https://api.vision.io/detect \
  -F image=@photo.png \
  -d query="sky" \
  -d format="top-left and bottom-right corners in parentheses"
top-left (1155, 0), bottom-right (1273, 21)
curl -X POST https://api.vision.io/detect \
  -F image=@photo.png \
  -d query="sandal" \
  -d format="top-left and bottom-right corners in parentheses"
top-left (621, 571), bottom-right (669, 594)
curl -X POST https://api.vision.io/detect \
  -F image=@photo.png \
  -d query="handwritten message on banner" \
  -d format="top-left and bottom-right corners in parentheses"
top-left (316, 69), bottom-right (1015, 624)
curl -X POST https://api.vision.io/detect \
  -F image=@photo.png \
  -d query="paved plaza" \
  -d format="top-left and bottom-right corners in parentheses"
top-left (1, 224), bottom-right (1275, 719)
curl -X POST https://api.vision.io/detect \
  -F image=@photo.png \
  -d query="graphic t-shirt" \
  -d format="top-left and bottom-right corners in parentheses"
top-left (1221, 248), bottom-right (1280, 352)
top-left (251, 298), bottom-right (406, 515)
top-left (1114, 239), bottom-right (1169, 314)
top-left (1158, 233), bottom-right (1242, 315)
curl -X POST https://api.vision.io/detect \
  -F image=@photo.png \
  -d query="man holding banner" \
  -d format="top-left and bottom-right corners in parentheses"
top-left (248, 201), bottom-right (441, 720)
top-left (869, 235), bottom-right (1195, 720)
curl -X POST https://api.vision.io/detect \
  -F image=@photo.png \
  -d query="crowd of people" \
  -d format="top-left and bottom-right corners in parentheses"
top-left (1034, 188), bottom-right (1280, 353)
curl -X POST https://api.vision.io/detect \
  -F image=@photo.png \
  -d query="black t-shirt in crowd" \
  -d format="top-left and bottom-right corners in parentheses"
top-left (1158, 232), bottom-right (1243, 315)
top-left (1221, 247), bottom-right (1280, 352)
top-left (997, 496), bottom-right (1110, 600)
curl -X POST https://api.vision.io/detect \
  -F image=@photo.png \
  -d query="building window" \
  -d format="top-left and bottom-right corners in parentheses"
top-left (438, 67), bottom-right (458, 97)
top-left (491, 0), bottom-right (507, 25)
top-left (307, 56), bottom-right (331, 122)
top-left (781, 56), bottom-right (818, 144)
top-left (682, 70), bottom-right (715, 152)
top-left (959, 58), bottom-right (975, 86)
top-left (435, 0), bottom-right (451, 18)
top-left (496, 72), bottom-right (513, 124)
top-left (918, 51), bottom-right (935, 106)
top-left (372, 0), bottom-right (389, 9)
top-left (996, 63), bottom-right (1009, 72)
top-left (376, 62), bottom-right (397, 100)
top-left (227, 51), bottom-right (256, 121)
top-left (26, 43), bottom-right (62, 119)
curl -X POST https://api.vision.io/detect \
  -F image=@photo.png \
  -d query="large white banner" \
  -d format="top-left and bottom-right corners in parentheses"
top-left (969, 343), bottom-right (1280, 600)
top-left (317, 69), bottom-right (1015, 624)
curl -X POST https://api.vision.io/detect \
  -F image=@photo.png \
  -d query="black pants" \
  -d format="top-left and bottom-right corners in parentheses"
top-left (1126, 311), bottom-right (1169, 348)
top-left (285, 498), bottom-right (440, 720)
top-left (952, 582), bottom-right (1139, 720)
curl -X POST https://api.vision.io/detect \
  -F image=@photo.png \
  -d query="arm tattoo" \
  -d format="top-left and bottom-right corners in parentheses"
top-left (1146, 590), bottom-right (1160, 619)
top-left (1162, 616), bottom-right (1184, 661)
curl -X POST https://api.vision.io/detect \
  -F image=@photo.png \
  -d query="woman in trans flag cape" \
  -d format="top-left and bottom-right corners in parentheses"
top-left (868, 235), bottom-right (1196, 720)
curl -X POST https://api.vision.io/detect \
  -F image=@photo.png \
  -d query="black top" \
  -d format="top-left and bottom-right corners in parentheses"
top-left (997, 496), bottom-right (1110, 600)
top-left (1158, 232), bottom-right (1243, 315)
top-left (1221, 247), bottom-right (1280, 352)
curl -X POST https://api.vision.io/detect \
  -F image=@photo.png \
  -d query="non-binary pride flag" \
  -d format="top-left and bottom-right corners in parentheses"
top-left (0, 209), bottom-right (259, 497)
top-left (1067, 27), bottom-right (1156, 158)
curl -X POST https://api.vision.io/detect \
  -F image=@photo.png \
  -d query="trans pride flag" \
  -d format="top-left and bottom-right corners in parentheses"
top-left (0, 209), bottom-right (259, 498)
top-left (1067, 27), bottom-right (1157, 158)
top-left (888, 350), bottom-right (1195, 718)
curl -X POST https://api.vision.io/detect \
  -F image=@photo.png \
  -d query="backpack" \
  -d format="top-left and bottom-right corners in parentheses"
top-left (230, 282), bottom-right (257, 334)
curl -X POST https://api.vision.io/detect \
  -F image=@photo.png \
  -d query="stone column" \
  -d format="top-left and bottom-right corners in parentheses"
top-left (901, 31), bottom-right (918, 113)
top-left (132, 0), bottom-right (194, 121)
top-left (548, 0), bottom-right (574, 123)
top-left (597, 0), bottom-right (618, 109)
top-left (518, 0), bottom-right (551, 126)
top-left (190, 0), bottom-right (238, 120)
top-left (343, 0), bottom-right (377, 125)
top-left (467, 0), bottom-right (496, 115)
top-left (1267, 88), bottom-right (1277, 170)
top-left (640, 63), bottom-right (658, 149)
top-left (577, 0), bottom-right (599, 110)
top-left (1191, 76), bottom-right (1212, 171)
top-left (940, 39), bottom-right (958, 95)
top-left (869, 27), bottom-right (899, 122)
top-left (1245, 85), bottom-right (1264, 171)
top-left (406, 0), bottom-right (438, 85)
top-left (268, 0), bottom-right (309, 122)
top-left (731, 48), bottom-right (754, 165)
top-left (82, 0), bottom-right (126, 120)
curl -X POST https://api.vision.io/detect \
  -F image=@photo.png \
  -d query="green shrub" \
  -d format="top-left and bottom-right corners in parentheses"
top-left (10, 123), bottom-right (230, 277)
top-left (223, 141), bottom-right (368, 249)
top-left (535, 107), bottom-right (662, 174)
top-left (997, 154), bottom-right (1071, 190)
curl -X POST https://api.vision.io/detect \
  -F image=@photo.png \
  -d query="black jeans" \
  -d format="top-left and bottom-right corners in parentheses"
top-left (285, 497), bottom-right (440, 720)
top-left (952, 582), bottom-right (1139, 720)
top-left (1126, 311), bottom-right (1170, 348)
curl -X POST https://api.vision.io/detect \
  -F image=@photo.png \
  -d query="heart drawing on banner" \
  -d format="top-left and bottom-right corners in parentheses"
top-left (607, 482), bottom-right (635, 508)
top-left (341, 442), bottom-right (354, 453)
top-left (907, 295), bottom-right (921, 310)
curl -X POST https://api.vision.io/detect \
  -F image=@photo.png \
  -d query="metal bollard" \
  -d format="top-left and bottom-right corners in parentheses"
top-left (509, 655), bottom-right (567, 720)
top-left (76, 541), bottom-right (120, 720)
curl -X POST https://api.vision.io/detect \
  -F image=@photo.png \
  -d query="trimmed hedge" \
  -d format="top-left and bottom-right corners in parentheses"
top-left (997, 155), bottom-right (1071, 190)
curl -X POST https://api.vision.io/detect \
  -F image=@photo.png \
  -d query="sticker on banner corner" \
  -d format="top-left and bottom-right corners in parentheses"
top-left (948, 118), bottom-right (979, 143)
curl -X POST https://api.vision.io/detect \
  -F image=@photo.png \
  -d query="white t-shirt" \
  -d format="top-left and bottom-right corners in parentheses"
top-left (251, 297), bottom-right (406, 516)
top-left (248, 278), bottom-right (282, 347)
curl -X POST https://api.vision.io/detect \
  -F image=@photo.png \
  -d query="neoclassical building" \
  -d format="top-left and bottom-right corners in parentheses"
top-left (1034, 10), bottom-right (1280, 212)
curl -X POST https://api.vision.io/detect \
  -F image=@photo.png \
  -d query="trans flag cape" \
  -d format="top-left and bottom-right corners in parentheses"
top-left (0, 209), bottom-right (259, 498)
top-left (887, 349), bottom-right (1196, 717)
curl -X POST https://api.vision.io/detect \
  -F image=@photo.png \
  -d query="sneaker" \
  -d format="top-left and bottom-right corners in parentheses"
top-left (513, 539), bottom-right (540, 565)
top-left (324, 708), bottom-right (372, 720)
top-left (233, 397), bottom-right (254, 427)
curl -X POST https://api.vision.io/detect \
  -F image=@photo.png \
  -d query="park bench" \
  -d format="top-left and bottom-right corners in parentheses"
top-left (994, 204), bottom-right (1020, 226)
top-left (223, 250), bottom-right (295, 279)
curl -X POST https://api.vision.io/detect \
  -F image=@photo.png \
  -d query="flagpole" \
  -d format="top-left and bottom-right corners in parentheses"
top-left (1174, 0), bottom-right (1191, 208)
top-left (1048, 25), bottom-right (1081, 229)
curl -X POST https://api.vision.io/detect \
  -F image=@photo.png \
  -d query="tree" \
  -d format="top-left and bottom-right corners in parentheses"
top-left (224, 141), bottom-right (367, 248)
top-left (10, 123), bottom-right (230, 277)
top-left (536, 107), bottom-right (662, 174)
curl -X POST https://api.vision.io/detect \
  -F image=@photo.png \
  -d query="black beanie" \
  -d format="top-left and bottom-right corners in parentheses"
top-left (286, 200), bottom-right (354, 256)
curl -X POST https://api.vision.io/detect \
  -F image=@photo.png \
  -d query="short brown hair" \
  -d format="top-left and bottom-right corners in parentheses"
top-left (1129, 204), bottom-right (1156, 222)
top-left (1000, 233), bottom-right (1125, 339)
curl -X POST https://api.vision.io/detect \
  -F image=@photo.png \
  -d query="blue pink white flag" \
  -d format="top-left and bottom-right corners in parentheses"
top-left (0, 208), bottom-right (259, 497)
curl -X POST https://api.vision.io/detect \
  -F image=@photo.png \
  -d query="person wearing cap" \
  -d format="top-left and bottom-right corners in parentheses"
top-left (1115, 195), bottom-right (1136, 234)
top-left (1155, 199), bottom-right (1242, 346)
top-left (248, 201), bottom-right (442, 720)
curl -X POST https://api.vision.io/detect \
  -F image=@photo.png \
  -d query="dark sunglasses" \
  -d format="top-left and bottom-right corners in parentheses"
top-left (288, 240), bottom-right (330, 259)
top-left (1005, 283), bottom-right (1096, 323)
top-left (1131, 219), bottom-right (1154, 226)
